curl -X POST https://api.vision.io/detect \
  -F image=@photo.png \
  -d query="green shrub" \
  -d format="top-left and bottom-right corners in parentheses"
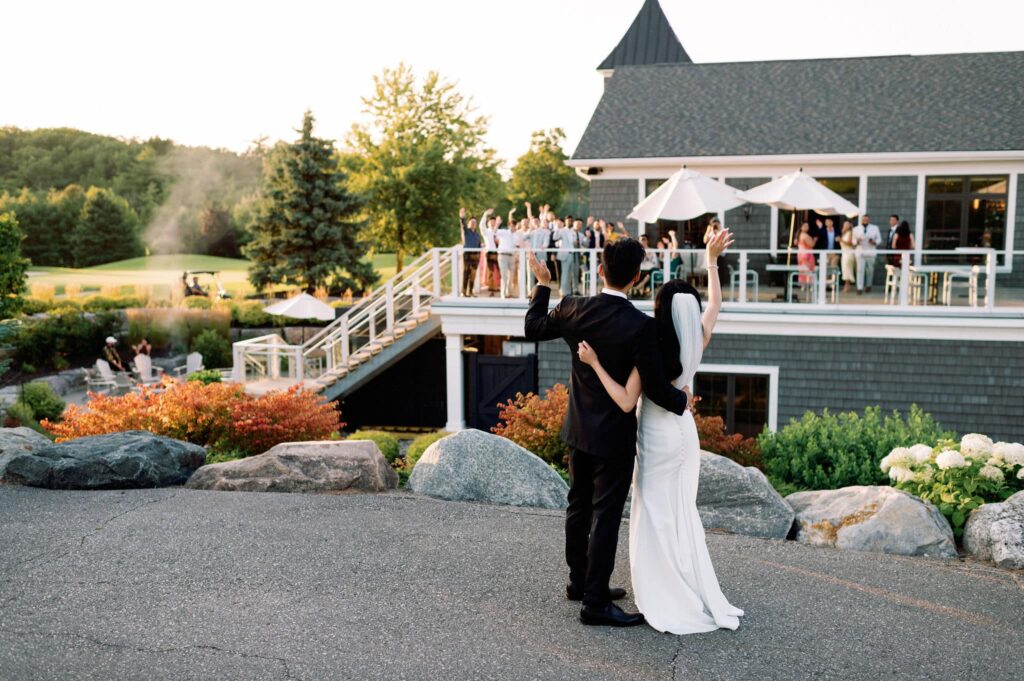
top-left (759, 405), bottom-right (955, 492)
top-left (81, 295), bottom-right (141, 311)
top-left (19, 362), bottom-right (37, 374)
top-left (187, 369), bottom-right (223, 384)
top-left (204, 448), bottom-right (246, 465)
top-left (17, 382), bottom-right (66, 421)
top-left (230, 300), bottom-right (274, 328)
top-left (182, 296), bottom-right (213, 310)
top-left (50, 300), bottom-right (82, 312)
top-left (403, 430), bottom-right (447, 470)
top-left (12, 311), bottom-right (119, 373)
top-left (191, 329), bottom-right (231, 369)
top-left (4, 401), bottom-right (52, 438)
top-left (20, 298), bottom-right (51, 315)
top-left (350, 429), bottom-right (401, 463)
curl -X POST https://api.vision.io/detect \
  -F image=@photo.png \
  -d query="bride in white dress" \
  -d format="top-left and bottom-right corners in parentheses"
top-left (577, 228), bottom-right (743, 634)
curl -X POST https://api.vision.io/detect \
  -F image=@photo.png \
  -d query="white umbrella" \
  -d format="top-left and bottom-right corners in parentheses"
top-left (628, 166), bottom-right (745, 223)
top-left (263, 293), bottom-right (335, 322)
top-left (737, 169), bottom-right (860, 264)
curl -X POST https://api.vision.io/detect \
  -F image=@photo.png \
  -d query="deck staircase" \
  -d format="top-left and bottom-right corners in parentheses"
top-left (232, 248), bottom-right (459, 401)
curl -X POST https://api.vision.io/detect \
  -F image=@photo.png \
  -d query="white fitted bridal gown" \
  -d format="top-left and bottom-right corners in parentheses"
top-left (629, 294), bottom-right (743, 634)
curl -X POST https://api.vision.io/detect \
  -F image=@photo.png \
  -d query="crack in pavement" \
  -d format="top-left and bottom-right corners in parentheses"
top-left (6, 491), bottom-right (180, 571)
top-left (8, 630), bottom-right (299, 680)
top-left (669, 637), bottom-right (682, 681)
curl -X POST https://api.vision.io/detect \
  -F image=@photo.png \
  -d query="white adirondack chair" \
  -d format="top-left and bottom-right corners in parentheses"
top-left (131, 354), bottom-right (164, 386)
top-left (172, 352), bottom-right (204, 378)
top-left (88, 359), bottom-right (132, 394)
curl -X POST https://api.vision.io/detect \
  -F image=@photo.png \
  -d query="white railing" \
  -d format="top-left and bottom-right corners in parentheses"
top-left (452, 246), bottom-right (1021, 312)
top-left (232, 247), bottom-right (456, 386)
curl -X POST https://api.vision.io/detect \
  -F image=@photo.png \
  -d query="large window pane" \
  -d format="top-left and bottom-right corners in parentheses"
top-left (694, 372), bottom-right (770, 438)
top-left (927, 177), bottom-right (964, 193)
top-left (924, 175), bottom-right (1008, 258)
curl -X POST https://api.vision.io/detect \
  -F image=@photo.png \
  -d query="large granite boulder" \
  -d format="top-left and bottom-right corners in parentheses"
top-left (693, 451), bottom-right (795, 539)
top-left (0, 427), bottom-right (54, 480)
top-left (4, 430), bottom-right (206, 489)
top-left (787, 486), bottom-right (957, 558)
top-left (186, 440), bottom-right (398, 493)
top-left (409, 430), bottom-right (569, 510)
top-left (963, 491), bottom-right (1024, 569)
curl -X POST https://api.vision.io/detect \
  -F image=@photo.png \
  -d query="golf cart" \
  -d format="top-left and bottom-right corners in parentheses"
top-left (182, 270), bottom-right (232, 300)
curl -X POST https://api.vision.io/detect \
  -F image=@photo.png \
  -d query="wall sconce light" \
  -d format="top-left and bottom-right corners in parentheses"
top-left (743, 204), bottom-right (752, 222)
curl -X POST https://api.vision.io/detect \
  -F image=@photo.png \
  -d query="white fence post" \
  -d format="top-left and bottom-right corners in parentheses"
top-left (589, 248), bottom-right (598, 296)
top-left (899, 254), bottom-right (911, 307)
top-left (431, 249), bottom-right (441, 297)
top-left (450, 246), bottom-right (462, 297)
top-left (662, 249), bottom-right (670, 285)
top-left (385, 282), bottom-right (395, 333)
top-left (340, 315), bottom-right (349, 367)
top-left (985, 250), bottom-right (996, 309)
top-left (817, 251), bottom-right (828, 305)
top-left (518, 250), bottom-right (528, 299)
top-left (738, 252), bottom-right (748, 303)
top-left (231, 343), bottom-right (244, 383)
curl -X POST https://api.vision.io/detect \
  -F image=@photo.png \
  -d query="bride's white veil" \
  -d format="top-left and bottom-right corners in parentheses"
top-left (670, 293), bottom-right (704, 389)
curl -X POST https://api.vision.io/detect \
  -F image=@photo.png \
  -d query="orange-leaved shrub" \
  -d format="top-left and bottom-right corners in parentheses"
top-left (492, 384), bottom-right (569, 467)
top-left (491, 384), bottom-right (761, 470)
top-left (42, 378), bottom-right (341, 456)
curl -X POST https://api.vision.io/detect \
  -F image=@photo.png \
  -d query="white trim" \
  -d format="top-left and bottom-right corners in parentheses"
top-left (444, 334), bottom-right (465, 431)
top-left (1007, 173), bottom-right (1019, 272)
top-left (697, 363), bottom-right (779, 432)
top-left (568, 150), bottom-right (1024, 169)
top-left (433, 298), bottom-right (1024, 342)
top-left (769, 204), bottom-right (779, 257)
top-left (858, 175), bottom-right (868, 215)
top-left (914, 174), bottom-right (926, 267)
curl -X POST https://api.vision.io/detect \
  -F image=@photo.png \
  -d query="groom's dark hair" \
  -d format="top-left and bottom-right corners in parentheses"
top-left (601, 238), bottom-right (645, 288)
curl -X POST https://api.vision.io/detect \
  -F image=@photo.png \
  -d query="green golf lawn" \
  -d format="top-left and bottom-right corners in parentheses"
top-left (26, 254), bottom-right (400, 299)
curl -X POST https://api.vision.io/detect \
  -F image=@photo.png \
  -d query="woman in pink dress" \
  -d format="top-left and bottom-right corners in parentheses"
top-left (796, 221), bottom-right (816, 286)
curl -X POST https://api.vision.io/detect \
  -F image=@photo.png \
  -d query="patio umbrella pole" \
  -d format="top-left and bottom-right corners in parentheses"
top-left (786, 211), bottom-right (795, 266)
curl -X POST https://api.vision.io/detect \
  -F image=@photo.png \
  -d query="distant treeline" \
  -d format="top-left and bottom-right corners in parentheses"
top-left (0, 127), bottom-right (261, 267)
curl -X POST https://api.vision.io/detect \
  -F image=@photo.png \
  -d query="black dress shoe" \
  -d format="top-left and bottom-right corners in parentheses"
top-left (579, 603), bottom-right (645, 627)
top-left (566, 584), bottom-right (626, 601)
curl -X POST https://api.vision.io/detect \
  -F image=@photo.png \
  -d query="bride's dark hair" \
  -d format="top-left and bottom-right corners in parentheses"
top-left (653, 280), bottom-right (702, 381)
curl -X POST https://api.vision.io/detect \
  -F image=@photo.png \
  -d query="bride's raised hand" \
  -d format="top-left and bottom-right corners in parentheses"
top-left (576, 340), bottom-right (599, 367)
top-left (706, 228), bottom-right (735, 260)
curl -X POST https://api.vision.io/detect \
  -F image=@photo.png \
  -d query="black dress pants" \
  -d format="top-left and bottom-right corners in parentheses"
top-left (565, 448), bottom-right (634, 607)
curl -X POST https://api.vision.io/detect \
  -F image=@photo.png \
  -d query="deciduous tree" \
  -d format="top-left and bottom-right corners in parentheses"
top-left (345, 64), bottom-right (502, 272)
top-left (0, 212), bottom-right (28, 319)
top-left (507, 129), bottom-right (583, 212)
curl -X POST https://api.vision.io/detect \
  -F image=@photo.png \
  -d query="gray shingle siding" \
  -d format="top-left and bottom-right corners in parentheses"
top-left (866, 175), bottom-right (918, 287)
top-left (539, 333), bottom-right (1024, 441)
top-left (589, 179), bottom-right (640, 237)
top-left (573, 52), bottom-right (1024, 160)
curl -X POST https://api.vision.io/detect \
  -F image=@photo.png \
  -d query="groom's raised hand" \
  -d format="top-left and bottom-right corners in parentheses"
top-left (527, 248), bottom-right (551, 287)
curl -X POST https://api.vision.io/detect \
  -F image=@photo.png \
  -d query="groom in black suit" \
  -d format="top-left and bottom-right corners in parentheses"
top-left (524, 238), bottom-right (689, 627)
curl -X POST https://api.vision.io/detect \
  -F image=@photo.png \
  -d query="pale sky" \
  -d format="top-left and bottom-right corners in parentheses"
top-left (5, 0), bottom-right (1024, 166)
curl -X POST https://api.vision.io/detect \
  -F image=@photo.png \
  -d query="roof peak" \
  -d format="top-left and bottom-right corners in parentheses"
top-left (598, 0), bottom-right (691, 71)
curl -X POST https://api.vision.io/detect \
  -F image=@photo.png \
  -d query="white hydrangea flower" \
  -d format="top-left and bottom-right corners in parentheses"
top-left (915, 467), bottom-right (934, 484)
top-left (879, 453), bottom-right (893, 473)
top-left (935, 450), bottom-right (968, 470)
top-left (887, 447), bottom-right (914, 468)
top-left (888, 466), bottom-right (914, 483)
top-left (993, 442), bottom-right (1024, 467)
top-left (960, 433), bottom-right (994, 458)
top-left (1018, 467), bottom-right (1024, 481)
top-left (909, 444), bottom-right (934, 464)
top-left (979, 465), bottom-right (1004, 482)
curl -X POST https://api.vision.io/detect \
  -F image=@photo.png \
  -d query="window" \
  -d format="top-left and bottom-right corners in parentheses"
top-left (777, 177), bottom-right (859, 250)
top-left (924, 176), bottom-right (1008, 259)
top-left (644, 178), bottom-right (713, 247)
top-left (694, 365), bottom-right (779, 437)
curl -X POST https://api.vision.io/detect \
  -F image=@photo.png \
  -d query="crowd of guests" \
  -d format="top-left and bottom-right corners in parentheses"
top-left (794, 213), bottom-right (914, 294)
top-left (459, 204), bottom-right (635, 298)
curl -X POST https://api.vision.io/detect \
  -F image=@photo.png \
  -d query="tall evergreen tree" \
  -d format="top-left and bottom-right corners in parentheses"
top-left (244, 111), bottom-right (375, 293)
top-left (0, 212), bottom-right (29, 319)
top-left (71, 187), bottom-right (143, 267)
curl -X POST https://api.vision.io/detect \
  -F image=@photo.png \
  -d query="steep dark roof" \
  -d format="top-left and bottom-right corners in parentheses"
top-left (574, 51), bottom-right (1024, 159)
top-left (598, 0), bottom-right (691, 70)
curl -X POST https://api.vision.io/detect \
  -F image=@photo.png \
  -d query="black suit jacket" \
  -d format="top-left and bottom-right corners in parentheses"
top-left (524, 286), bottom-right (687, 458)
